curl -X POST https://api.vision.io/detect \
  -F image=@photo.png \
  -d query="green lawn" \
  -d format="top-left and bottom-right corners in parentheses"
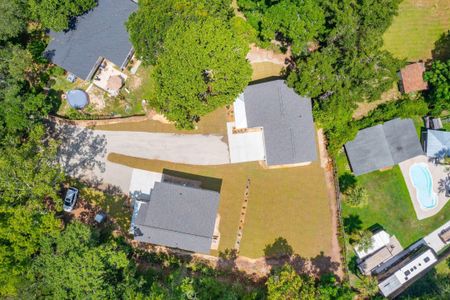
top-left (108, 154), bottom-right (333, 259)
top-left (336, 152), bottom-right (450, 247)
top-left (383, 0), bottom-right (450, 61)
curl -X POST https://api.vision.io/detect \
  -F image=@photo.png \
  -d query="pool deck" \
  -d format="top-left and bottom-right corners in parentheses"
top-left (399, 155), bottom-right (449, 220)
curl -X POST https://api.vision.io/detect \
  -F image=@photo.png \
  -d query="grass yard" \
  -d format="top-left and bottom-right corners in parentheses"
top-left (108, 154), bottom-right (333, 259)
top-left (336, 152), bottom-right (450, 247)
top-left (251, 62), bottom-right (284, 81)
top-left (94, 107), bottom-right (229, 137)
top-left (383, 0), bottom-right (450, 61)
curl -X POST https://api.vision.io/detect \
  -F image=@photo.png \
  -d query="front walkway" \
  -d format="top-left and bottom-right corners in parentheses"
top-left (399, 155), bottom-right (449, 220)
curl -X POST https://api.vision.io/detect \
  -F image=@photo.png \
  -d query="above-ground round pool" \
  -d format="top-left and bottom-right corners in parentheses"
top-left (409, 163), bottom-right (438, 209)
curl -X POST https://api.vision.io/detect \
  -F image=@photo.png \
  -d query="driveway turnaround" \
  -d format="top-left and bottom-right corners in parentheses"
top-left (52, 124), bottom-right (230, 192)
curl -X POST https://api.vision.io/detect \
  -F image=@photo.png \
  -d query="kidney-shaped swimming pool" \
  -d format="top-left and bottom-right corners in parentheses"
top-left (409, 163), bottom-right (438, 209)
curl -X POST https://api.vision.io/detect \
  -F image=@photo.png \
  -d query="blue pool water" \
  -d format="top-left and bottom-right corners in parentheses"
top-left (409, 163), bottom-right (438, 209)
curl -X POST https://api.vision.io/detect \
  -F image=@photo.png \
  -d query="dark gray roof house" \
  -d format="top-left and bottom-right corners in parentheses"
top-left (44, 0), bottom-right (137, 80)
top-left (242, 80), bottom-right (317, 166)
top-left (133, 182), bottom-right (220, 254)
top-left (345, 118), bottom-right (423, 175)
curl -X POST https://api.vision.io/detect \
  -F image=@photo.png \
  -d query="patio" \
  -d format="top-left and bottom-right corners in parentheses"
top-left (93, 59), bottom-right (128, 96)
top-left (399, 155), bottom-right (450, 220)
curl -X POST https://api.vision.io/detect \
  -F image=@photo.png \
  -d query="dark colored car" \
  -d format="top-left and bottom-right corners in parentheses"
top-left (63, 187), bottom-right (79, 212)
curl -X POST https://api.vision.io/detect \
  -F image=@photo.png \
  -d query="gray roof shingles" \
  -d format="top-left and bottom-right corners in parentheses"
top-left (345, 118), bottom-right (423, 175)
top-left (134, 182), bottom-right (220, 254)
top-left (44, 0), bottom-right (137, 80)
top-left (243, 80), bottom-right (317, 166)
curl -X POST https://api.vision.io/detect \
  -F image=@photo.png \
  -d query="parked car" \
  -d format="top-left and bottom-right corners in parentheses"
top-left (63, 187), bottom-right (79, 212)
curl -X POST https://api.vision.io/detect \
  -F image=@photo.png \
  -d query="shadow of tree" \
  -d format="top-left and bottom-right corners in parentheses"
top-left (339, 173), bottom-right (357, 193)
top-left (343, 214), bottom-right (363, 235)
top-left (432, 30), bottom-right (450, 61)
top-left (264, 237), bottom-right (294, 258)
top-left (309, 251), bottom-right (340, 278)
top-left (47, 122), bottom-right (107, 179)
top-left (263, 237), bottom-right (341, 280)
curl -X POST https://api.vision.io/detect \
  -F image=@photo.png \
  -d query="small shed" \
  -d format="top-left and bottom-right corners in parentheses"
top-left (399, 62), bottom-right (428, 94)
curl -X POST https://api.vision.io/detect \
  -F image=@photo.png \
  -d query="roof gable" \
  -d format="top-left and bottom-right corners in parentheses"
top-left (426, 129), bottom-right (450, 158)
top-left (345, 118), bottom-right (423, 175)
top-left (44, 0), bottom-right (137, 80)
top-left (134, 182), bottom-right (220, 253)
top-left (243, 80), bottom-right (317, 166)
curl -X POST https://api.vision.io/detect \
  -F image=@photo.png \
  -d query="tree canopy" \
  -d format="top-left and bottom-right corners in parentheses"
top-left (152, 17), bottom-right (252, 128)
top-left (0, 0), bottom-right (27, 41)
top-left (285, 0), bottom-right (404, 155)
top-left (266, 264), bottom-right (354, 299)
top-left (127, 0), bottom-right (233, 65)
top-left (26, 222), bottom-right (137, 299)
top-left (237, 0), bottom-right (325, 54)
top-left (424, 59), bottom-right (450, 116)
top-left (28, 0), bottom-right (97, 31)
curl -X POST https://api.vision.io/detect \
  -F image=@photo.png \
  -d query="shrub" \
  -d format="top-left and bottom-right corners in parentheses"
top-left (344, 185), bottom-right (369, 208)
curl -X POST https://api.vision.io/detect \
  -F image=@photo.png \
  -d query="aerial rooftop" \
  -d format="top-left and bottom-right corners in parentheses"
top-left (345, 118), bottom-right (423, 175)
top-left (399, 62), bottom-right (428, 94)
top-left (233, 80), bottom-right (317, 166)
top-left (44, 0), bottom-right (137, 80)
top-left (133, 182), bottom-right (220, 254)
top-left (426, 129), bottom-right (450, 158)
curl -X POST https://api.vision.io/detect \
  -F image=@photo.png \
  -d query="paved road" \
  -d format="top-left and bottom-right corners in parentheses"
top-left (52, 124), bottom-right (230, 192)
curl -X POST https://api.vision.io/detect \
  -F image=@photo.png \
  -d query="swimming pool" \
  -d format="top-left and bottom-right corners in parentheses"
top-left (409, 163), bottom-right (438, 209)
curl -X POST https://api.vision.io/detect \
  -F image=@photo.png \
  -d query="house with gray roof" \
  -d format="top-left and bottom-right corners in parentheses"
top-left (44, 0), bottom-right (137, 80)
top-left (228, 80), bottom-right (317, 167)
top-left (425, 129), bottom-right (450, 158)
top-left (345, 118), bottom-right (423, 175)
top-left (132, 182), bottom-right (220, 254)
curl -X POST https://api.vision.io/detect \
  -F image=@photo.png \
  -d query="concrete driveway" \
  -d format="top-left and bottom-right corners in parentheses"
top-left (51, 123), bottom-right (230, 192)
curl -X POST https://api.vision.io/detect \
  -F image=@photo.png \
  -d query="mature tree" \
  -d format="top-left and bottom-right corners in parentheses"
top-left (0, 0), bottom-right (27, 41)
top-left (266, 264), bottom-right (315, 300)
top-left (127, 0), bottom-right (232, 65)
top-left (153, 17), bottom-right (252, 128)
top-left (26, 222), bottom-right (139, 299)
top-left (260, 0), bottom-right (325, 54)
top-left (0, 46), bottom-right (56, 140)
top-left (353, 230), bottom-right (374, 252)
top-left (266, 264), bottom-right (355, 299)
top-left (356, 276), bottom-right (380, 298)
top-left (237, 0), bottom-right (325, 53)
top-left (0, 126), bottom-right (64, 296)
top-left (28, 0), bottom-right (96, 31)
top-left (285, 0), bottom-right (403, 155)
top-left (424, 59), bottom-right (450, 116)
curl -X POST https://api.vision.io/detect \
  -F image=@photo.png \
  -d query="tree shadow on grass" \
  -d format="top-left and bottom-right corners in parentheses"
top-left (343, 214), bottom-right (363, 235)
top-left (432, 30), bottom-right (450, 61)
top-left (264, 237), bottom-right (294, 258)
top-left (263, 237), bottom-right (341, 280)
top-left (339, 173), bottom-right (357, 193)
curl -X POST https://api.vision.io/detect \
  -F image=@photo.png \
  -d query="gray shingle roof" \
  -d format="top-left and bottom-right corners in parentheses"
top-left (426, 129), bottom-right (450, 158)
top-left (345, 118), bottom-right (423, 175)
top-left (44, 0), bottom-right (137, 80)
top-left (134, 182), bottom-right (220, 254)
top-left (243, 80), bottom-right (317, 166)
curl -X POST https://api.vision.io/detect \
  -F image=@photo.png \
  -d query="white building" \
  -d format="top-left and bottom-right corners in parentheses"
top-left (378, 249), bottom-right (438, 297)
